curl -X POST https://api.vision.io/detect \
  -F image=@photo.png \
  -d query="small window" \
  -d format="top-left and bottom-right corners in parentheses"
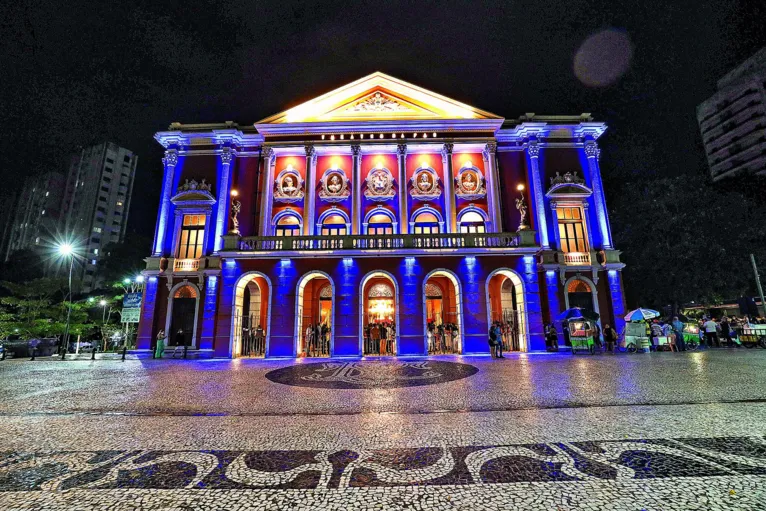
top-left (116, 201), bottom-right (123, 207)
top-left (97, 206), bottom-right (106, 213)
top-left (413, 211), bottom-right (440, 234)
top-left (101, 186), bottom-right (109, 192)
top-left (91, 237), bottom-right (100, 243)
top-left (321, 214), bottom-right (347, 236)
top-left (178, 214), bottom-right (206, 259)
top-left (99, 196), bottom-right (106, 202)
top-left (106, 158), bottom-right (114, 164)
top-left (93, 227), bottom-right (102, 233)
top-left (459, 210), bottom-right (486, 233)
top-left (275, 214), bottom-right (301, 237)
top-left (123, 155), bottom-right (131, 163)
top-left (103, 177), bottom-right (111, 183)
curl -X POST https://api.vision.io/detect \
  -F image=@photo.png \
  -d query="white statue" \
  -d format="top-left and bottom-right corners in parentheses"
top-left (418, 173), bottom-right (431, 191)
top-left (463, 173), bottom-right (476, 191)
top-left (328, 175), bottom-right (341, 193)
top-left (282, 176), bottom-right (296, 194)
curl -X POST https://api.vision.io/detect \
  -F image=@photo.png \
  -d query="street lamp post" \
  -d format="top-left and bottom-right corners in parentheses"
top-left (58, 243), bottom-right (75, 360)
top-left (100, 299), bottom-right (108, 324)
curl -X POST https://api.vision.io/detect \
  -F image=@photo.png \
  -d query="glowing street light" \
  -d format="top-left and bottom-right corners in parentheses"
top-left (135, 275), bottom-right (145, 284)
top-left (57, 242), bottom-right (77, 359)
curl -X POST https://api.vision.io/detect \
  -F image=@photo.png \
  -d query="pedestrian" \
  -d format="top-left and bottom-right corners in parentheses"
top-left (603, 324), bottom-right (617, 353)
top-left (702, 317), bottom-right (719, 348)
top-left (488, 322), bottom-right (498, 358)
top-left (594, 322), bottom-right (603, 351)
top-left (494, 323), bottom-right (504, 358)
top-left (671, 316), bottom-right (686, 351)
top-left (720, 317), bottom-right (733, 347)
top-left (544, 323), bottom-right (558, 351)
top-left (650, 320), bottom-right (662, 352)
top-left (154, 329), bottom-right (166, 359)
top-left (174, 329), bottom-right (185, 347)
top-left (563, 323), bottom-right (571, 347)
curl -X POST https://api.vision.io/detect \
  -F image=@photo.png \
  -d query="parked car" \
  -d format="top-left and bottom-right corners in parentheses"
top-left (3, 338), bottom-right (59, 357)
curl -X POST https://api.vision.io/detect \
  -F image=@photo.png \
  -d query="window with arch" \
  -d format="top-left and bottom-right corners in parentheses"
top-left (413, 211), bottom-right (440, 234)
top-left (556, 206), bottom-right (588, 253)
top-left (321, 214), bottom-right (347, 236)
top-left (459, 210), bottom-right (486, 234)
top-left (275, 213), bottom-right (301, 237)
top-left (367, 213), bottom-right (394, 235)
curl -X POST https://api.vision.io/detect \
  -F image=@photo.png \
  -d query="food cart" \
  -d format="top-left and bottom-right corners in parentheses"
top-left (736, 324), bottom-right (766, 348)
top-left (569, 320), bottom-right (596, 355)
top-left (682, 323), bottom-right (701, 349)
top-left (623, 322), bottom-right (650, 353)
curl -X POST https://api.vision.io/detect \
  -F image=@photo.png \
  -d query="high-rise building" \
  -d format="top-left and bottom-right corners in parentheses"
top-left (136, 73), bottom-right (626, 358)
top-left (697, 47), bottom-right (766, 181)
top-left (62, 143), bottom-right (138, 292)
top-left (2, 172), bottom-right (66, 261)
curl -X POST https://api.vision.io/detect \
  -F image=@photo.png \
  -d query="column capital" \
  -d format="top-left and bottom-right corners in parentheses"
top-left (163, 149), bottom-right (178, 167)
top-left (351, 144), bottom-right (362, 157)
top-left (305, 144), bottom-right (316, 157)
top-left (584, 140), bottom-right (599, 159)
top-left (441, 142), bottom-right (454, 156)
top-left (483, 141), bottom-right (497, 156)
top-left (396, 143), bottom-right (407, 156)
top-left (220, 146), bottom-right (234, 164)
top-left (262, 146), bottom-right (274, 159)
top-left (527, 140), bottom-right (540, 158)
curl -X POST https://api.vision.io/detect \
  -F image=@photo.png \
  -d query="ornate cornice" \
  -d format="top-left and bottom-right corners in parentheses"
top-left (351, 144), bottom-right (362, 157)
top-left (441, 143), bottom-right (454, 157)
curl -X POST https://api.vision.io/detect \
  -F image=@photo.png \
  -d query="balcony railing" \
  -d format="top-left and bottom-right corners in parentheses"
top-left (174, 258), bottom-right (200, 272)
top-left (562, 252), bottom-right (591, 265)
top-left (237, 232), bottom-right (525, 252)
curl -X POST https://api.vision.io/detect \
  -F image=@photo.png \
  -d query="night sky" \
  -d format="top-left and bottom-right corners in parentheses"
top-left (2, 0), bottom-right (765, 244)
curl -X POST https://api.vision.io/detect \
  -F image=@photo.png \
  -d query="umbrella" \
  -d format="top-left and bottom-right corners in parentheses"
top-left (556, 307), bottom-right (599, 322)
top-left (624, 308), bottom-right (660, 322)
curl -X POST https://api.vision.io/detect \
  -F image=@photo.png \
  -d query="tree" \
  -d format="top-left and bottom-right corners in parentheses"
top-left (0, 249), bottom-right (45, 283)
top-left (610, 175), bottom-right (766, 311)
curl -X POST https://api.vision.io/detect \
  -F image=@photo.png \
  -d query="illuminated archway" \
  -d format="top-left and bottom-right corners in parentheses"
top-left (485, 268), bottom-right (529, 352)
top-left (231, 271), bottom-right (272, 358)
top-left (359, 270), bottom-right (400, 356)
top-left (564, 275), bottom-right (601, 322)
top-left (165, 282), bottom-right (200, 349)
top-left (422, 269), bottom-right (464, 354)
top-left (294, 271), bottom-right (335, 357)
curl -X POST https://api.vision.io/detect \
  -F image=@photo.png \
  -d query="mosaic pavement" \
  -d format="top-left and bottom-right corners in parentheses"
top-left (0, 351), bottom-right (765, 509)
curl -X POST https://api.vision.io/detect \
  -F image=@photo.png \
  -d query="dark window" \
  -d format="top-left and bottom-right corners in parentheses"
top-left (123, 155), bottom-right (131, 163)
top-left (98, 196), bottom-right (106, 202)
top-left (114, 211), bottom-right (122, 216)
top-left (104, 166), bottom-right (112, 173)
top-left (103, 177), bottom-right (111, 183)
top-left (90, 237), bottom-right (100, 243)
top-left (97, 206), bottom-right (106, 213)
top-left (101, 186), bottom-right (109, 192)
top-left (106, 158), bottom-right (114, 164)
top-left (86, 270), bottom-right (94, 275)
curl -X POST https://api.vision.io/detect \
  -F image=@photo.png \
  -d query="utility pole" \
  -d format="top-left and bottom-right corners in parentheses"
top-left (750, 254), bottom-right (766, 318)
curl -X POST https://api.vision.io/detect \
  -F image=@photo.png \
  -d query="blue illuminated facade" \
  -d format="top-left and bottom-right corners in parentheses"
top-left (136, 73), bottom-right (626, 358)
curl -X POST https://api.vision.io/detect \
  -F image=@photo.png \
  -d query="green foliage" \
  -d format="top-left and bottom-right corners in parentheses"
top-left (611, 175), bottom-right (766, 309)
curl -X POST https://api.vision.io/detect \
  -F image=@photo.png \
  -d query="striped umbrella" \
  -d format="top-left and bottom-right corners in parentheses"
top-left (624, 308), bottom-right (661, 322)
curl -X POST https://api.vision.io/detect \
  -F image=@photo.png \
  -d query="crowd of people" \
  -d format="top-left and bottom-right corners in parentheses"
top-left (364, 322), bottom-right (396, 355)
top-left (303, 323), bottom-right (330, 357)
top-left (427, 321), bottom-right (460, 354)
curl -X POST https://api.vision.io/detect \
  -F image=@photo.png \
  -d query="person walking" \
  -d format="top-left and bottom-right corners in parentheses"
top-left (154, 329), bottom-right (166, 359)
top-left (702, 317), bottom-right (719, 349)
top-left (493, 323), bottom-right (505, 358)
top-left (544, 323), bottom-right (558, 351)
top-left (671, 316), bottom-right (686, 351)
top-left (174, 329), bottom-right (185, 347)
top-left (488, 322), bottom-right (498, 358)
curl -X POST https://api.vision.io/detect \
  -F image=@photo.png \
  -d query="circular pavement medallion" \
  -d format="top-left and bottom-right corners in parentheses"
top-left (265, 360), bottom-right (479, 389)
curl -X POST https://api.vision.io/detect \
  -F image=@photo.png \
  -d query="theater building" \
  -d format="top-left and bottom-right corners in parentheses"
top-left (136, 73), bottom-right (626, 358)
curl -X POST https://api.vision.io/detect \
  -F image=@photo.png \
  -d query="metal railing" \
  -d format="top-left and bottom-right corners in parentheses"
top-left (174, 258), bottom-right (200, 272)
top-left (238, 232), bottom-right (522, 252)
top-left (562, 252), bottom-right (591, 265)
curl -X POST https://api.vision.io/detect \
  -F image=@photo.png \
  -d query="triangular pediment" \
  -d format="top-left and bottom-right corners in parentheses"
top-left (257, 72), bottom-right (502, 124)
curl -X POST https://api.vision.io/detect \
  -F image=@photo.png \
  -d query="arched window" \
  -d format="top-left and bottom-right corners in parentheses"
top-left (275, 213), bottom-right (301, 237)
top-left (321, 214), bottom-right (347, 236)
top-left (367, 213), bottom-right (394, 235)
top-left (459, 210), bottom-right (486, 233)
top-left (413, 211), bottom-right (440, 234)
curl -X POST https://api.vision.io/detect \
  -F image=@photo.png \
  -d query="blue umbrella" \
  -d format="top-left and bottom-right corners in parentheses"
top-left (624, 308), bottom-right (660, 322)
top-left (556, 307), bottom-right (599, 321)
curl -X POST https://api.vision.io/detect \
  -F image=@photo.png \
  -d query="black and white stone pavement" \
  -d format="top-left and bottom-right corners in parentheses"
top-left (0, 350), bottom-right (764, 509)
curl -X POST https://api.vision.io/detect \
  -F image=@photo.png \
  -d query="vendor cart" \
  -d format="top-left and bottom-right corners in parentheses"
top-left (735, 324), bottom-right (766, 349)
top-left (623, 322), bottom-right (651, 353)
top-left (569, 320), bottom-right (596, 354)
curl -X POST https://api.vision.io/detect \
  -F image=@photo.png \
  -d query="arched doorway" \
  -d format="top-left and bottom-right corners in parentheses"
top-left (486, 269), bottom-right (528, 352)
top-left (232, 272), bottom-right (272, 358)
top-left (360, 271), bottom-right (399, 356)
top-left (295, 272), bottom-right (334, 357)
top-left (165, 283), bottom-right (200, 348)
top-left (423, 270), bottom-right (463, 354)
top-left (565, 276), bottom-right (600, 319)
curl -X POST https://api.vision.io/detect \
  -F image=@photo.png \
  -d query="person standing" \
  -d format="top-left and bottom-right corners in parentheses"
top-left (488, 322), bottom-right (498, 358)
top-left (155, 330), bottom-right (166, 359)
top-left (493, 323), bottom-right (504, 358)
top-left (174, 329), bottom-right (185, 347)
top-left (720, 317), bottom-right (733, 347)
top-left (671, 316), bottom-right (686, 351)
top-left (603, 324), bottom-right (617, 354)
top-left (702, 317), bottom-right (719, 349)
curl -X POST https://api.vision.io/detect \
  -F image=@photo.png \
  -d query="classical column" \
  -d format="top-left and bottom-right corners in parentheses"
top-left (259, 147), bottom-right (276, 236)
top-left (526, 140), bottom-right (550, 249)
top-left (199, 272), bottom-right (219, 351)
top-left (441, 143), bottom-right (456, 233)
top-left (483, 142), bottom-right (501, 232)
top-left (304, 145), bottom-right (317, 236)
top-left (153, 149), bottom-right (178, 256)
top-left (351, 144), bottom-right (362, 234)
top-left (584, 140), bottom-right (613, 249)
top-left (213, 147), bottom-right (234, 252)
top-left (397, 143), bottom-right (409, 234)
